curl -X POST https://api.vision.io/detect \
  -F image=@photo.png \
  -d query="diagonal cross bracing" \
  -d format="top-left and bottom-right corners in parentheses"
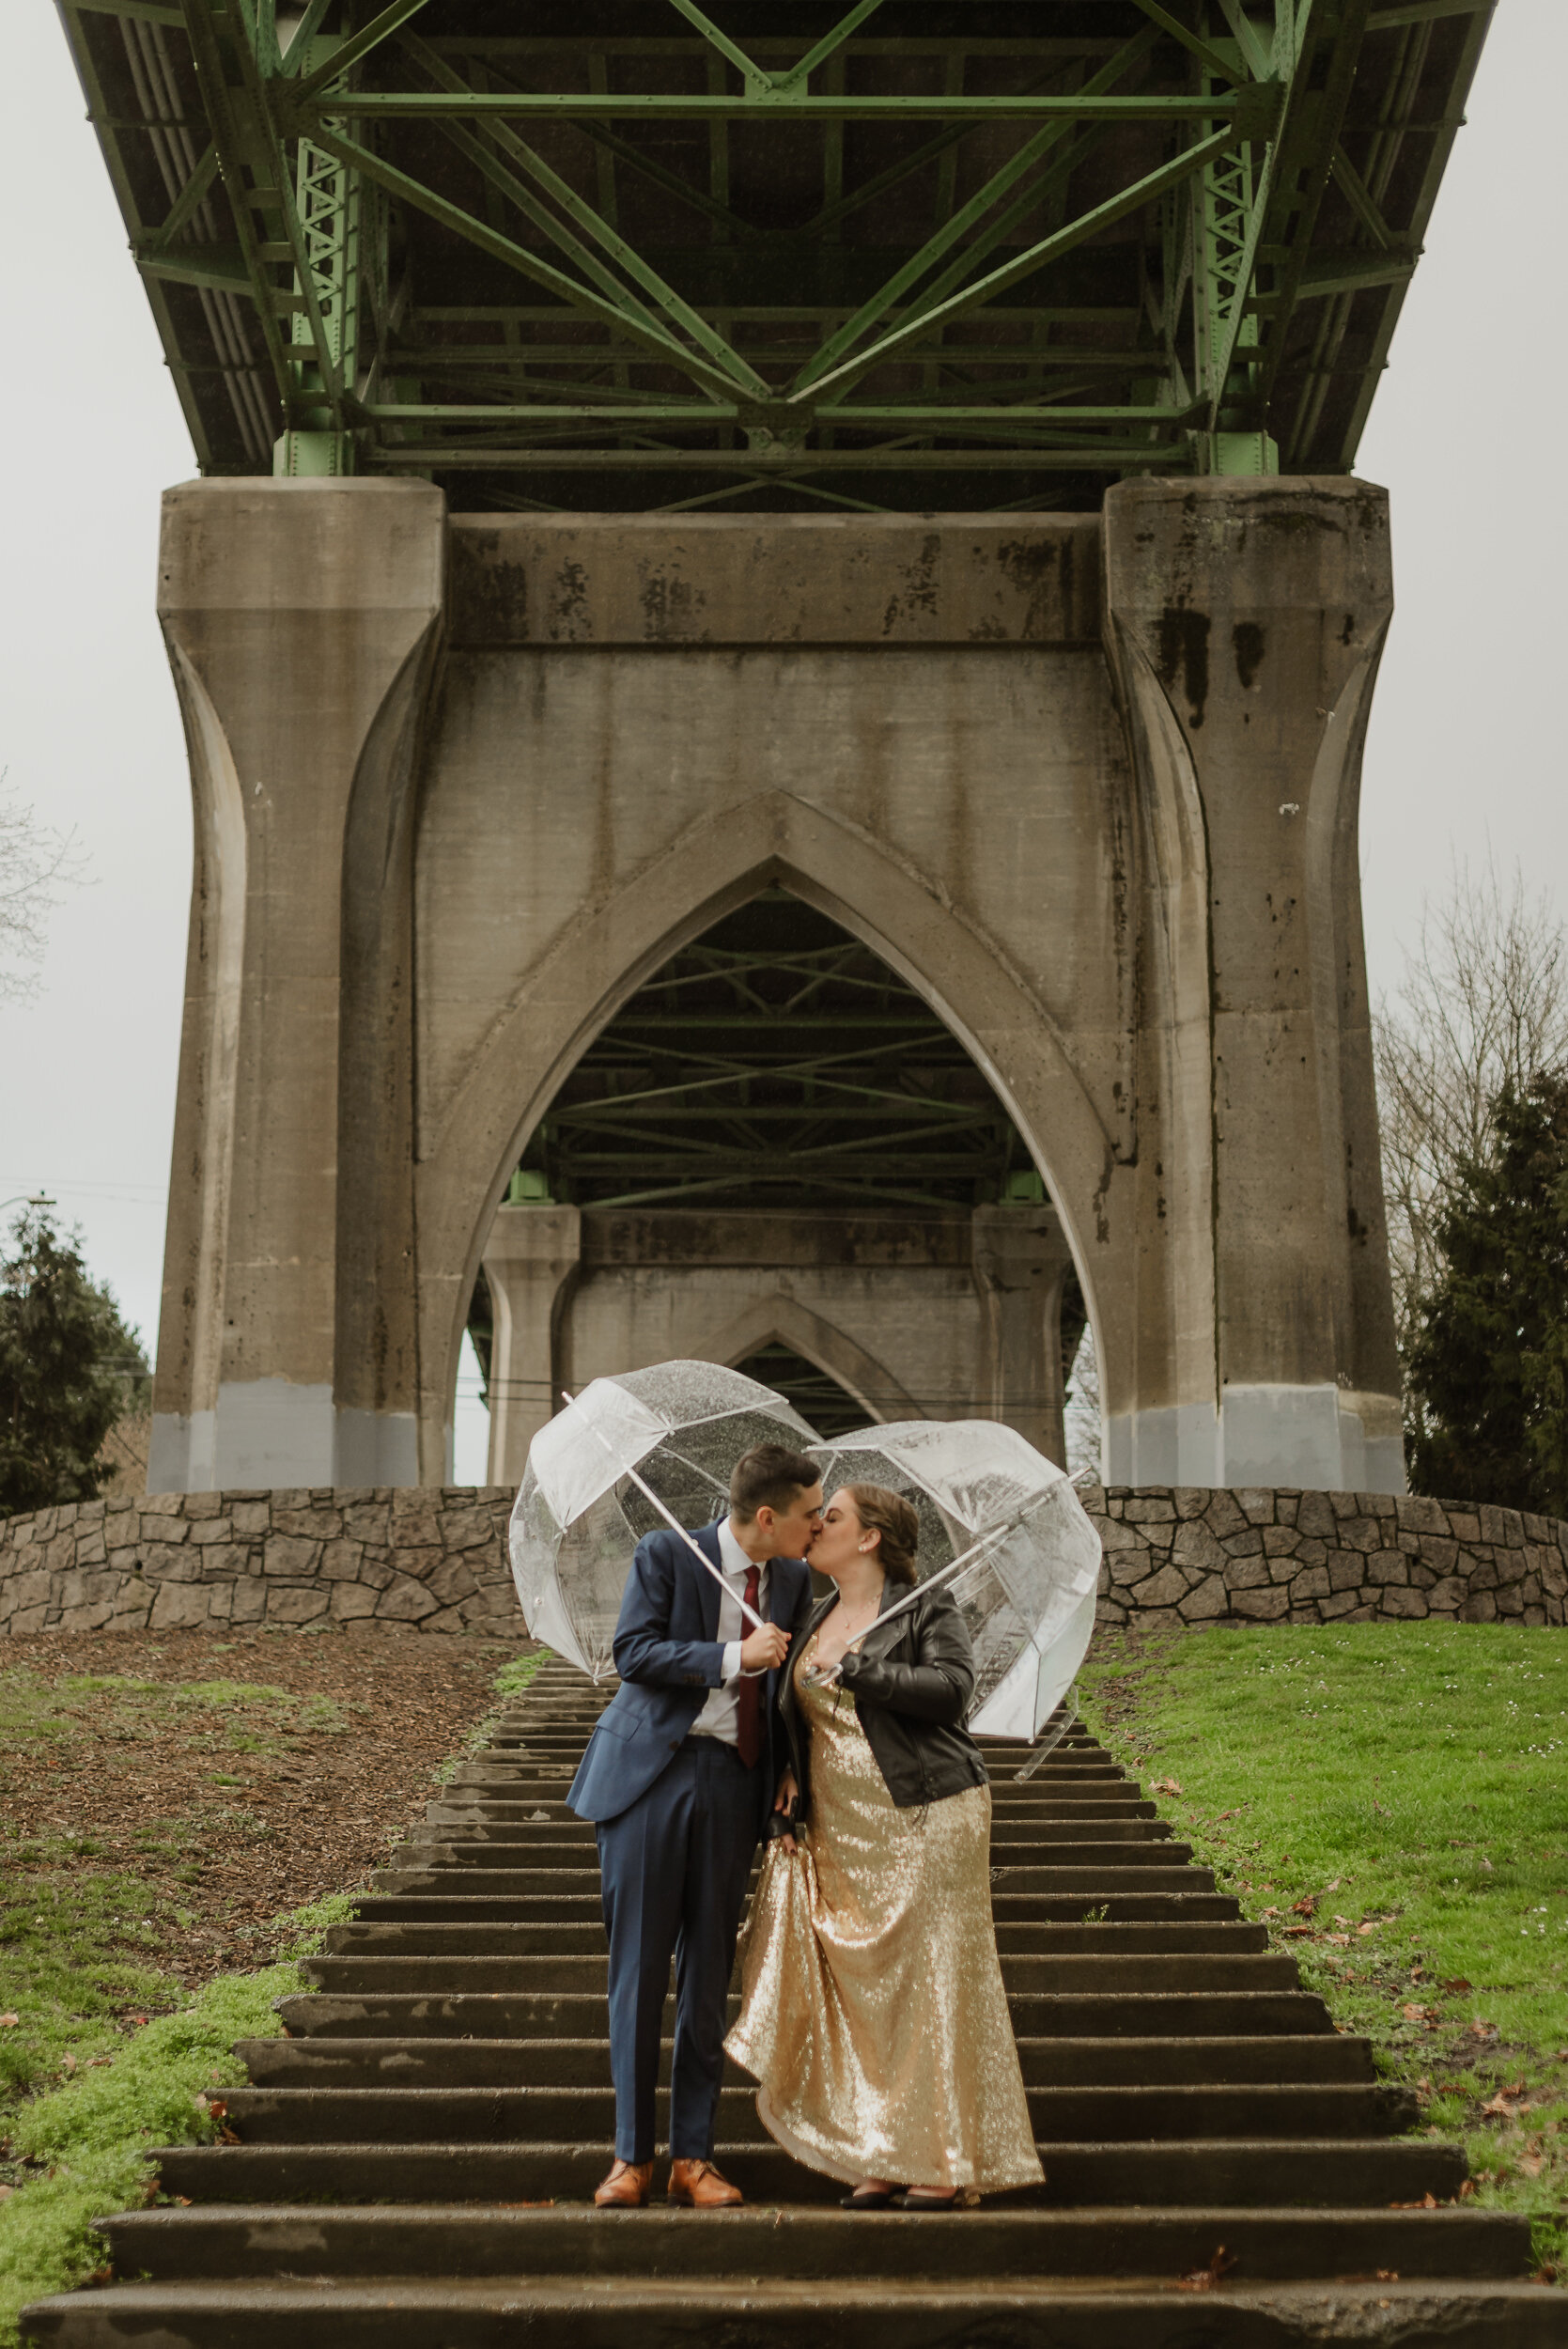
top-left (57, 0), bottom-right (1496, 505)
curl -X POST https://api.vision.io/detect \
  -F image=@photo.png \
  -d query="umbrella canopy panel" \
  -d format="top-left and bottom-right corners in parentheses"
top-left (510, 1360), bottom-right (819, 1676)
top-left (811, 1417), bottom-right (1101, 1738)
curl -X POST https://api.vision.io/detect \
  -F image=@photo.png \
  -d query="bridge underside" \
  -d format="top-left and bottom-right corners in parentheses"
top-left (58, 0), bottom-right (1490, 508)
top-left (54, 0), bottom-right (1480, 1493)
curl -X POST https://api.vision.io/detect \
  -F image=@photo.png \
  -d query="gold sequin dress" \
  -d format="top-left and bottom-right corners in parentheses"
top-left (724, 1630), bottom-right (1043, 2193)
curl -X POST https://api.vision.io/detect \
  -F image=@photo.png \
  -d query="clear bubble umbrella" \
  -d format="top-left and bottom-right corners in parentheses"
top-left (807, 1419), bottom-right (1101, 1745)
top-left (508, 1361), bottom-right (820, 1680)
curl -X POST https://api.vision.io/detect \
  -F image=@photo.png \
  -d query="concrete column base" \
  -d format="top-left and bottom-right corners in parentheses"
top-left (148, 1385), bottom-right (419, 1492)
top-left (1106, 1385), bottom-right (1404, 1492)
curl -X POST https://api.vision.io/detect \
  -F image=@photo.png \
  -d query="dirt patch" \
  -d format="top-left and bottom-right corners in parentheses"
top-left (0, 1627), bottom-right (519, 1988)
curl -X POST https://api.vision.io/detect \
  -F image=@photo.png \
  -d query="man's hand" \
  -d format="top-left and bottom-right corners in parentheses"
top-left (773, 1768), bottom-right (800, 1856)
top-left (740, 1621), bottom-right (790, 1672)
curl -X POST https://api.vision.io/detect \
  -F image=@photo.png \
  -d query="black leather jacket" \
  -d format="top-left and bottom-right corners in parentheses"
top-left (775, 1577), bottom-right (988, 1819)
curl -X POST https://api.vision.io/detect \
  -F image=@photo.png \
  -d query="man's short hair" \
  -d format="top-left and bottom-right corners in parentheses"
top-left (730, 1443), bottom-right (821, 1522)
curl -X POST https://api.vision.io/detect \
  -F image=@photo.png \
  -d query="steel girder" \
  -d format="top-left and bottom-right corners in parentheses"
top-left (56, 0), bottom-right (1494, 508)
top-left (514, 895), bottom-right (1034, 1216)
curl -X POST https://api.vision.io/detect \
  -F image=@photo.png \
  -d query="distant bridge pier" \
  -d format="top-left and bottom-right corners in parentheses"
top-left (147, 474), bottom-right (1403, 1496)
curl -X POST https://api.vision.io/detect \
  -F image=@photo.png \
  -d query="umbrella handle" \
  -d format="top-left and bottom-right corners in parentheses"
top-left (559, 1389), bottom-right (769, 1635)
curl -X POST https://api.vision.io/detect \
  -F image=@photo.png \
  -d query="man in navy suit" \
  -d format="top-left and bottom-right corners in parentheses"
top-left (568, 1442), bottom-right (820, 2209)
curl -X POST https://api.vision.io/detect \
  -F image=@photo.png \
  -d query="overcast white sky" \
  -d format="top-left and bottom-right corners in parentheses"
top-left (2, 4), bottom-right (1562, 1483)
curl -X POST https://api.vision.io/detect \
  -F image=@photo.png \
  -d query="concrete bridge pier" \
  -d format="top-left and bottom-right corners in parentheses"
top-left (1101, 478), bottom-right (1403, 1490)
top-left (481, 1202), bottom-right (1078, 1486)
top-left (147, 474), bottom-right (1404, 1497)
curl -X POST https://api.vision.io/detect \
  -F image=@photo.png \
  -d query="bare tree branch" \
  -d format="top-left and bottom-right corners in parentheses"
top-left (1064, 1323), bottom-right (1101, 1481)
top-left (1374, 857), bottom-right (1568, 1359)
top-left (0, 770), bottom-right (89, 1004)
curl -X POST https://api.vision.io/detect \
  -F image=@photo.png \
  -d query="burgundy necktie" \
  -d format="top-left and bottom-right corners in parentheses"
top-left (735, 1564), bottom-right (763, 1768)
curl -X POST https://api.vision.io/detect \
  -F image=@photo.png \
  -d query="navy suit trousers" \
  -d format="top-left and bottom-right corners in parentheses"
top-left (596, 1735), bottom-right (761, 2164)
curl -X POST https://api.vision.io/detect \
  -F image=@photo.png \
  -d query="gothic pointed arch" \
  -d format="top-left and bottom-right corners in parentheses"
top-left (697, 1292), bottom-right (922, 1431)
top-left (415, 790), bottom-right (1126, 1474)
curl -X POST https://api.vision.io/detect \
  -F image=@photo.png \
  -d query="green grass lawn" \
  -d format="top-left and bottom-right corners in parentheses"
top-left (1079, 1621), bottom-right (1568, 2272)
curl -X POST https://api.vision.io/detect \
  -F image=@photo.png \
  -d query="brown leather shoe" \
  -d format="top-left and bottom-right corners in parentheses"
top-left (594, 2159), bottom-right (653, 2208)
top-left (667, 2158), bottom-right (743, 2208)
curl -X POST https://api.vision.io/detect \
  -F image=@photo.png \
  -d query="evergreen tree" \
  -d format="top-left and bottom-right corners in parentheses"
top-left (0, 1211), bottom-right (148, 1517)
top-left (1405, 1071), bottom-right (1568, 1514)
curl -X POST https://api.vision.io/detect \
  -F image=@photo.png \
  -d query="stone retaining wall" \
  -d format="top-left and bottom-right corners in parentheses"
top-left (1093, 1486), bottom-right (1566, 1628)
top-left (0, 1485), bottom-right (1562, 1637)
top-left (0, 1489), bottom-right (520, 1637)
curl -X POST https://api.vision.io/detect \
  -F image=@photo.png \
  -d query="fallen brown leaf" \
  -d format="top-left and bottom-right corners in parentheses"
top-left (1174, 2246), bottom-right (1236, 2293)
top-left (1440, 1979), bottom-right (1471, 1995)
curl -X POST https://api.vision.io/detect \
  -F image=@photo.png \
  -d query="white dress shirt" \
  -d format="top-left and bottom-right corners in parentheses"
top-left (687, 1517), bottom-right (769, 1747)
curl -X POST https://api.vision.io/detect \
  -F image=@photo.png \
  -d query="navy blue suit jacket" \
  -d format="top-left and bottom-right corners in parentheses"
top-left (567, 1522), bottom-right (812, 1833)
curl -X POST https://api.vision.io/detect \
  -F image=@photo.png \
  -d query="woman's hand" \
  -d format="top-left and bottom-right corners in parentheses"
top-left (773, 1769), bottom-right (800, 1856)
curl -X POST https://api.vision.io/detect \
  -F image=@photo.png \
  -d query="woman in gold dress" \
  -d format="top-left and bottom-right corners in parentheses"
top-left (725, 1485), bottom-right (1043, 2209)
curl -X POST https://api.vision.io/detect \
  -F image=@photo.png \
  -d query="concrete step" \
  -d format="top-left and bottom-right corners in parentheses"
top-left (97, 2201), bottom-right (1533, 2285)
top-left (386, 1850), bottom-right (1219, 1895)
top-left (349, 1889), bottom-right (1241, 1922)
top-left (425, 1804), bottom-right (1176, 1846)
top-left (153, 2134), bottom-right (1475, 2211)
top-left (238, 2033), bottom-right (1376, 2091)
top-left (24, 1668), bottom-right (1532, 2349)
top-left (216, 2079), bottom-right (1417, 2144)
top-left (320, 1919), bottom-right (1268, 1959)
top-left (274, 1988), bottom-right (1341, 2043)
top-left (449, 1760), bottom-right (1142, 1797)
top-left (300, 1950), bottom-right (1302, 1995)
top-left (29, 2275), bottom-right (1568, 2349)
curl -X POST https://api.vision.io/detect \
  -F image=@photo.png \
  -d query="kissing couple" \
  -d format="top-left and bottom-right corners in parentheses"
top-left (567, 1441), bottom-right (1042, 2210)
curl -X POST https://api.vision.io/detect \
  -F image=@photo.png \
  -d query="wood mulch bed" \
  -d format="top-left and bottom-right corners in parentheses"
top-left (0, 1627), bottom-right (521, 1986)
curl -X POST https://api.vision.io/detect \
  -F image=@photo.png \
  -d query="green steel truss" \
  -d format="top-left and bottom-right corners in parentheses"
top-left (57, 0), bottom-right (1492, 507)
top-left (511, 894), bottom-right (1037, 1215)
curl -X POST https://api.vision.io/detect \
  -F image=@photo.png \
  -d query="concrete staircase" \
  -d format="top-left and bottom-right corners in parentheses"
top-left (23, 1659), bottom-right (1566, 2345)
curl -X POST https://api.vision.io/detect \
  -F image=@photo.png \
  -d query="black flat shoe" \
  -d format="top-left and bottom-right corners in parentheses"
top-left (840, 2186), bottom-right (898, 2209)
top-left (893, 2189), bottom-right (963, 2210)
